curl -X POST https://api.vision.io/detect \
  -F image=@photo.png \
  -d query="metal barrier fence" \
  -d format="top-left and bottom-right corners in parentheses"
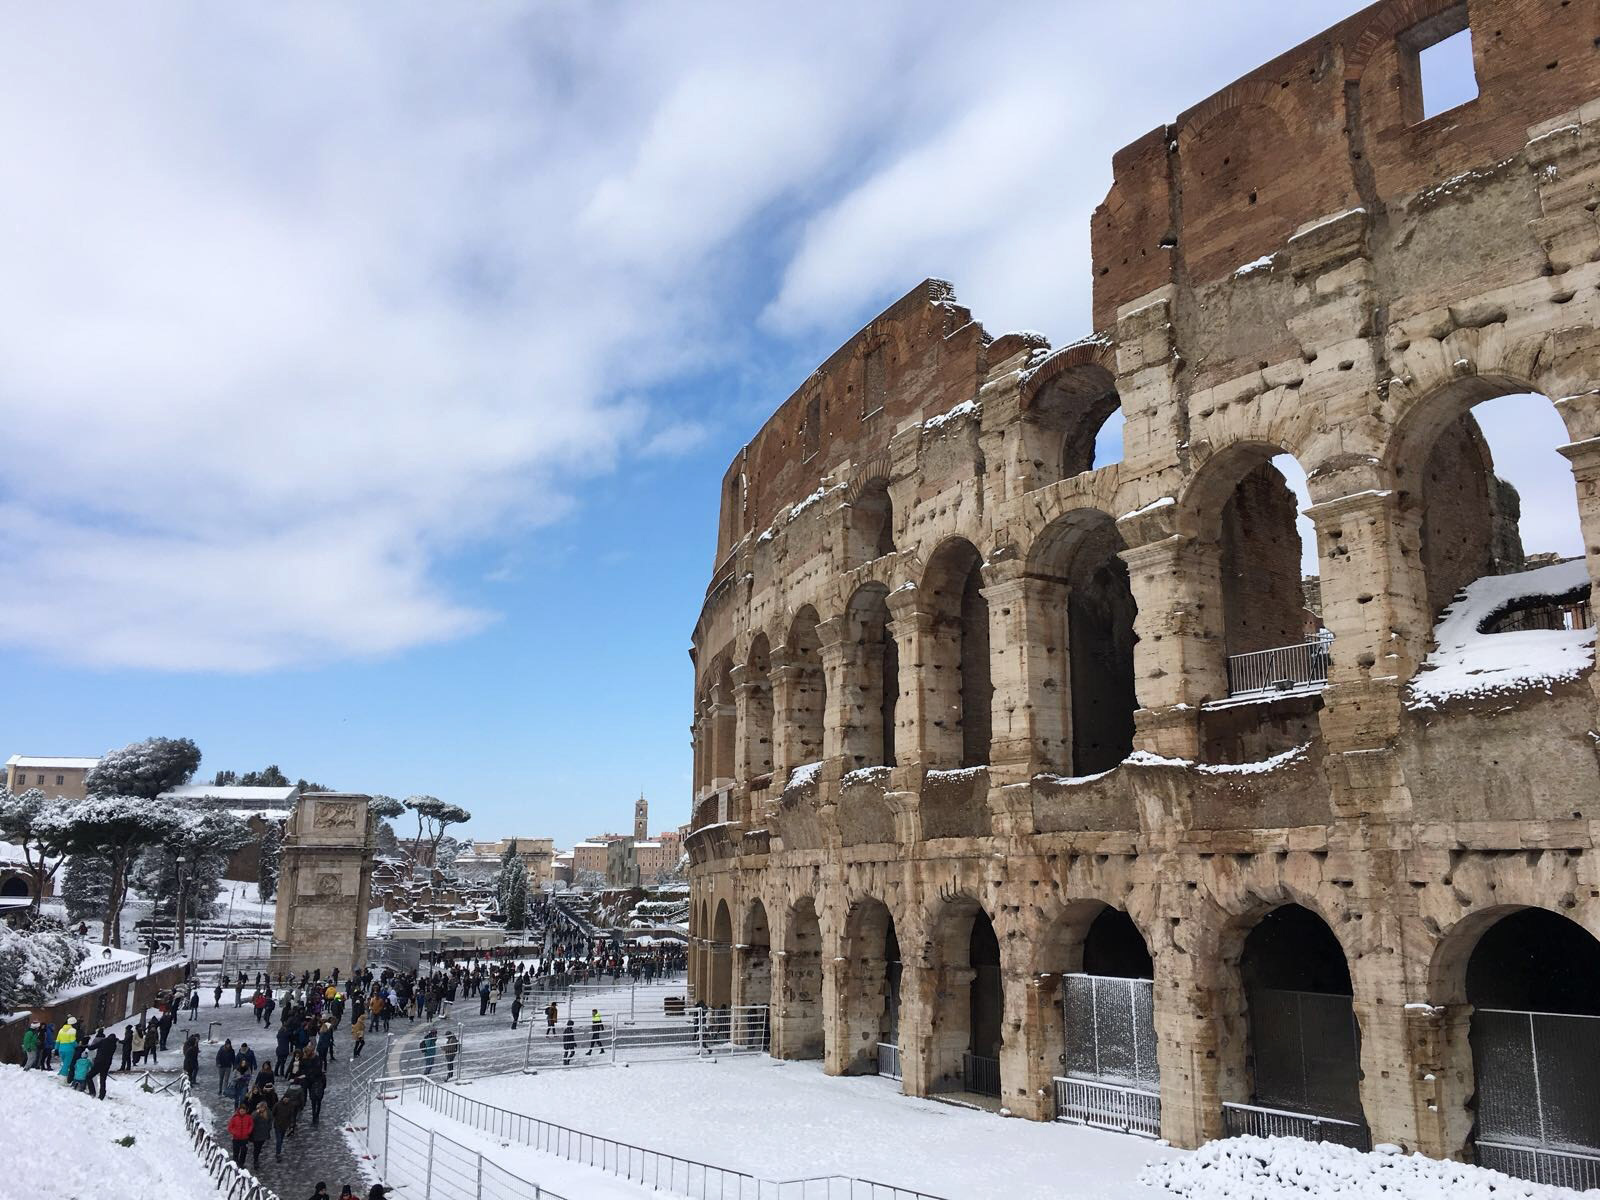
top-left (369, 1075), bottom-right (949, 1200)
top-left (69, 949), bottom-right (188, 989)
top-left (876, 1043), bottom-right (901, 1080)
top-left (1476, 1140), bottom-right (1600, 1191)
top-left (960, 1053), bottom-right (1000, 1098)
top-left (1473, 1007), bottom-right (1600, 1186)
top-left (379, 1101), bottom-right (573, 1200)
top-left (1062, 973), bottom-right (1158, 1091)
top-left (1221, 1100), bottom-right (1371, 1150)
top-left (1225, 635), bottom-right (1332, 698)
top-left (178, 1076), bottom-right (281, 1200)
top-left (1052, 1077), bottom-right (1161, 1138)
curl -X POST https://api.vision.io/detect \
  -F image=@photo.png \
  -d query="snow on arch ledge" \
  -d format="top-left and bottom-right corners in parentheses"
top-left (1407, 558), bottom-right (1595, 711)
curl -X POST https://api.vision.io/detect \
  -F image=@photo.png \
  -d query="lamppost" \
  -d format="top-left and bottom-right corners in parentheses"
top-left (174, 855), bottom-right (188, 956)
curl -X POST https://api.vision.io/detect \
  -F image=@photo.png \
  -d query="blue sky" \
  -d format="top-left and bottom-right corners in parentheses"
top-left (0, 3), bottom-right (1573, 846)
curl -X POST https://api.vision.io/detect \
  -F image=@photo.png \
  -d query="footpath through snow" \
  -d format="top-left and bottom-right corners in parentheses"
top-left (0, 1062), bottom-right (221, 1200)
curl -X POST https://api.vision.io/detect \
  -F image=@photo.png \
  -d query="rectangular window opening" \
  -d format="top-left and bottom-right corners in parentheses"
top-left (1417, 25), bottom-right (1478, 121)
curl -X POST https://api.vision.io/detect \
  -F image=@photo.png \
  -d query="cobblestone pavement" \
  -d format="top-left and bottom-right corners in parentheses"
top-left (181, 991), bottom-right (386, 1200)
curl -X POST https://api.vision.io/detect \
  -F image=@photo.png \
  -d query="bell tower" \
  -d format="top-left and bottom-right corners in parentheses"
top-left (634, 792), bottom-right (648, 841)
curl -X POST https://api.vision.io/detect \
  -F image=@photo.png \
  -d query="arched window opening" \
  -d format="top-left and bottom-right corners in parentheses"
top-left (710, 657), bottom-right (736, 791)
top-left (850, 478), bottom-right (896, 564)
top-left (1462, 909), bottom-right (1600, 1181)
top-left (0, 874), bottom-right (29, 899)
top-left (1220, 455), bottom-right (1320, 663)
top-left (777, 898), bottom-right (825, 1060)
top-left (1090, 408), bottom-right (1125, 470)
top-left (710, 899), bottom-right (734, 1008)
top-left (744, 635), bottom-right (774, 784)
top-left (737, 901), bottom-right (772, 1051)
top-left (1232, 905), bottom-right (1366, 1144)
top-left (923, 539), bottom-right (992, 768)
top-left (1053, 904), bottom-right (1160, 1132)
top-left (840, 899), bottom-right (902, 1077)
top-left (1028, 364), bottom-right (1120, 484)
top-left (928, 898), bottom-right (1003, 1099)
top-left (1029, 510), bottom-right (1138, 775)
top-left (843, 585), bottom-right (898, 770)
top-left (784, 609), bottom-right (826, 770)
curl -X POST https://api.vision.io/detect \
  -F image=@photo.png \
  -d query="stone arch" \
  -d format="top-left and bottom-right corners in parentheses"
top-left (742, 634), bottom-right (774, 783)
top-left (0, 874), bottom-right (30, 900)
top-left (734, 898), bottom-right (773, 1048)
top-left (1020, 349), bottom-right (1121, 481)
top-left (921, 538), bottom-right (992, 768)
top-left (782, 607), bottom-right (826, 772)
top-left (846, 476), bottom-right (896, 565)
top-left (925, 892), bottom-right (1004, 1096)
top-left (776, 895), bottom-right (825, 1060)
top-left (705, 652), bottom-right (737, 789)
top-left (840, 582), bottom-right (898, 771)
top-left (837, 896), bottom-right (903, 1076)
top-left (1218, 901), bottom-right (1367, 1135)
top-left (709, 898), bottom-right (734, 1007)
top-left (1024, 508), bottom-right (1138, 775)
top-left (1426, 903), bottom-right (1600, 1167)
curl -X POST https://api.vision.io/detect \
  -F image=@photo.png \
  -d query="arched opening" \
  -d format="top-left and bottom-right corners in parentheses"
top-left (842, 584), bottom-right (898, 770)
top-left (784, 608), bottom-right (826, 772)
top-left (737, 900), bottom-right (772, 1050)
top-left (1043, 903), bottom-right (1159, 1133)
top-left (839, 898), bottom-right (902, 1076)
top-left (709, 655), bottom-right (736, 790)
top-left (1229, 904), bottom-right (1366, 1146)
top-left (849, 478), bottom-right (896, 564)
top-left (922, 539), bottom-right (991, 768)
top-left (0, 874), bottom-right (30, 899)
top-left (777, 897), bottom-right (825, 1060)
top-left (1452, 908), bottom-right (1600, 1182)
top-left (1024, 360), bottom-right (1121, 484)
top-left (929, 897), bottom-right (1003, 1099)
top-left (1027, 510), bottom-right (1138, 775)
top-left (743, 635), bottom-right (774, 784)
top-left (710, 899), bottom-right (733, 1008)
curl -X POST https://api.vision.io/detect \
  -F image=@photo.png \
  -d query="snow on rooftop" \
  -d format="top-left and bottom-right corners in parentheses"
top-left (1142, 1133), bottom-right (1585, 1200)
top-left (5, 755), bottom-right (99, 769)
top-left (162, 783), bottom-right (299, 802)
top-left (1408, 558), bottom-right (1595, 710)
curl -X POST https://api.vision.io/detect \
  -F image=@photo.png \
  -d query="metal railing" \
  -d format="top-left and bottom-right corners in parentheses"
top-left (1225, 635), bottom-right (1332, 698)
top-left (1477, 1141), bottom-right (1600, 1191)
top-left (368, 1074), bottom-right (948, 1200)
top-left (1221, 1100), bottom-right (1370, 1150)
top-left (68, 949), bottom-right (188, 989)
top-left (876, 1043), bottom-right (901, 1080)
top-left (380, 1103), bottom-right (572, 1200)
top-left (178, 1076), bottom-right (281, 1200)
top-left (960, 1053), bottom-right (1000, 1098)
top-left (1053, 1077), bottom-right (1161, 1138)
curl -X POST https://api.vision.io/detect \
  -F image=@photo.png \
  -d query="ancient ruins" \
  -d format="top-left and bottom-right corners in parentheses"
top-left (686, 0), bottom-right (1600, 1180)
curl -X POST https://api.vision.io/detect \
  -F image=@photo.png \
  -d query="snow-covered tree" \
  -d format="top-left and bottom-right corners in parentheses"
top-left (257, 819), bottom-right (284, 903)
top-left (61, 853), bottom-right (111, 923)
top-left (85, 736), bottom-right (201, 800)
top-left (43, 796), bottom-right (187, 946)
top-left (496, 840), bottom-right (519, 912)
top-left (131, 809), bottom-right (251, 932)
top-left (574, 867), bottom-right (606, 891)
top-left (403, 795), bottom-right (471, 868)
top-left (435, 834), bottom-right (464, 873)
top-left (374, 820), bottom-right (399, 858)
top-left (502, 856), bottom-right (529, 930)
top-left (0, 788), bottom-right (73, 912)
top-left (369, 795), bottom-right (405, 821)
top-left (0, 924), bottom-right (87, 1011)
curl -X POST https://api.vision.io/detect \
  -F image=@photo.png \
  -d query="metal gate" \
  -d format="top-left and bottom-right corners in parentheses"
top-left (1473, 1008), bottom-right (1600, 1188)
top-left (1247, 987), bottom-right (1364, 1125)
top-left (1057, 974), bottom-right (1161, 1134)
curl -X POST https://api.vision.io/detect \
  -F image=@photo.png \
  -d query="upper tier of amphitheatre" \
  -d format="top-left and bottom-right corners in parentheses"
top-left (686, 0), bottom-right (1600, 1179)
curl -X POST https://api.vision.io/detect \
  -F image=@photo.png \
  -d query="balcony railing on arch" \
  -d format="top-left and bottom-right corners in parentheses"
top-left (1225, 632), bottom-right (1333, 700)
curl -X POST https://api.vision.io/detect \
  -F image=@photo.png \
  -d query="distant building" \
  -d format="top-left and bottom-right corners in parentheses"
top-left (5, 755), bottom-right (99, 801)
top-left (571, 842), bottom-right (610, 878)
top-left (455, 837), bottom-right (556, 889)
top-left (159, 783), bottom-right (300, 883)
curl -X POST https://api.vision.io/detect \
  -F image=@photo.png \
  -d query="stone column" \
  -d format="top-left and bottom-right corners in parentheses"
top-left (818, 617), bottom-right (852, 765)
top-left (1120, 536), bottom-right (1223, 760)
top-left (984, 572), bottom-right (1072, 778)
top-left (897, 959), bottom-right (939, 1097)
top-left (886, 587), bottom-right (939, 770)
top-left (1002, 970), bottom-right (1061, 1120)
top-left (1152, 946), bottom-right (1229, 1147)
top-left (769, 658), bottom-right (803, 780)
top-left (1560, 435), bottom-right (1600, 710)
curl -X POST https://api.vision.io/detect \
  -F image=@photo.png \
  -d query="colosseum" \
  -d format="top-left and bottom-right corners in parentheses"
top-left (686, 0), bottom-right (1600, 1183)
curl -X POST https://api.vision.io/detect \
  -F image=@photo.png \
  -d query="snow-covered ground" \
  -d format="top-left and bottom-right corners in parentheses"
top-left (433, 1056), bottom-right (1172, 1199)
top-left (0, 1064), bottom-right (220, 1200)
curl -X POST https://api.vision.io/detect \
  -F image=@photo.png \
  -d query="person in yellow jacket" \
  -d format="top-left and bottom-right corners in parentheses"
top-left (55, 1017), bottom-right (78, 1078)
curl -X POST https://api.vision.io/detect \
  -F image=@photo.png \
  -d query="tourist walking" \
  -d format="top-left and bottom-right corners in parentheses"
top-left (509, 996), bottom-right (522, 1030)
top-left (443, 1030), bottom-right (459, 1081)
top-left (350, 1012), bottom-right (366, 1059)
top-left (545, 1001), bottom-right (558, 1037)
top-left (562, 1018), bottom-right (576, 1065)
top-left (182, 1033), bottom-right (200, 1086)
top-left (89, 1028), bottom-right (118, 1100)
top-left (272, 1090), bottom-right (297, 1160)
top-left (249, 1100), bottom-right (272, 1167)
top-left (587, 1009), bottom-right (605, 1055)
top-left (227, 1105), bottom-right (254, 1165)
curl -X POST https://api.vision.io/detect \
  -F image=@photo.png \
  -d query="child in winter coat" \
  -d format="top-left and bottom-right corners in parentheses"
top-left (71, 1048), bottom-right (94, 1091)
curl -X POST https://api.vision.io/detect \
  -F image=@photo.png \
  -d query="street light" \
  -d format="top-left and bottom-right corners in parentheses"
top-left (174, 855), bottom-right (188, 957)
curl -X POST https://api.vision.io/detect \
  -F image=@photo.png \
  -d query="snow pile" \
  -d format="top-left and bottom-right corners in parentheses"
top-left (1142, 1134), bottom-right (1585, 1200)
top-left (1409, 559), bottom-right (1595, 709)
top-left (1194, 742), bottom-right (1310, 776)
top-left (922, 398), bottom-right (981, 434)
top-left (0, 924), bottom-right (87, 1010)
top-left (0, 1064), bottom-right (226, 1200)
top-left (782, 761), bottom-right (823, 794)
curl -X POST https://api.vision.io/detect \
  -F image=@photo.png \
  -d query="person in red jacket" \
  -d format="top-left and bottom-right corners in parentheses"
top-left (227, 1105), bottom-right (255, 1165)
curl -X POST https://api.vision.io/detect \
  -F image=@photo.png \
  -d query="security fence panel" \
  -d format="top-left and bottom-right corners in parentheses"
top-left (1475, 1008), bottom-right (1600, 1171)
top-left (1062, 974), bottom-right (1158, 1089)
top-left (1247, 987), bottom-right (1363, 1124)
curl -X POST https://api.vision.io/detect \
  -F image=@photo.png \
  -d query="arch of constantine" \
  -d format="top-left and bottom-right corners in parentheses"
top-left (687, 0), bottom-right (1600, 1181)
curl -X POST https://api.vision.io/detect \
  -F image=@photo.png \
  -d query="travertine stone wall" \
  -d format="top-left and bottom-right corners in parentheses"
top-left (689, 0), bottom-right (1600, 1164)
top-left (272, 792), bottom-right (376, 978)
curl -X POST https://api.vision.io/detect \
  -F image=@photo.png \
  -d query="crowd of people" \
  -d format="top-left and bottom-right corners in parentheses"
top-left (17, 978), bottom-right (201, 1100)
